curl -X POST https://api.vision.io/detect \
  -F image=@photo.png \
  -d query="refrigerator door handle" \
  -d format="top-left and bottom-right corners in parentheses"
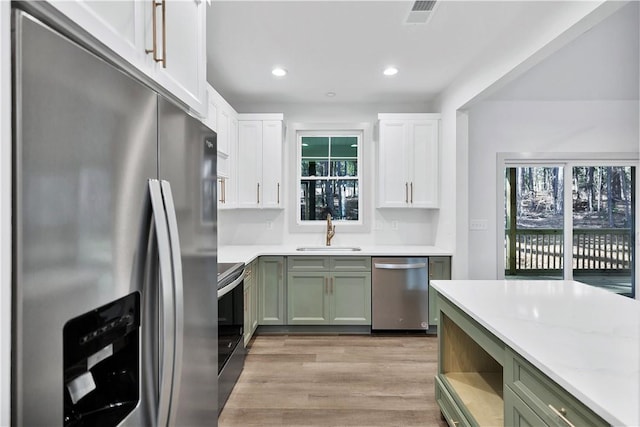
top-left (160, 180), bottom-right (184, 425)
top-left (149, 179), bottom-right (175, 427)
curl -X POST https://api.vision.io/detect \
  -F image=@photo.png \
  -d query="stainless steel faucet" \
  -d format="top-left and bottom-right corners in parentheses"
top-left (326, 213), bottom-right (336, 246)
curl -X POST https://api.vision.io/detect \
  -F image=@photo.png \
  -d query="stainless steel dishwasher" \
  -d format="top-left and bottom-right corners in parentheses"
top-left (372, 257), bottom-right (429, 330)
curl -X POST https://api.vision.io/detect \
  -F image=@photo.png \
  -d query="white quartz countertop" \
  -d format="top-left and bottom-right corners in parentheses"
top-left (215, 245), bottom-right (451, 264)
top-left (430, 279), bottom-right (640, 427)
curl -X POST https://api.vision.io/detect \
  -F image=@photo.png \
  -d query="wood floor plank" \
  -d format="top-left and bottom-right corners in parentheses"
top-left (219, 334), bottom-right (447, 427)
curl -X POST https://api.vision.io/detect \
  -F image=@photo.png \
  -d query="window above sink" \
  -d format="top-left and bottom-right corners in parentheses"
top-left (289, 122), bottom-right (372, 234)
top-left (299, 134), bottom-right (360, 222)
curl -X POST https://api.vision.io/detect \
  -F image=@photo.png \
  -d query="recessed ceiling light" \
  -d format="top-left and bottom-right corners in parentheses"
top-left (272, 67), bottom-right (287, 77)
top-left (383, 66), bottom-right (399, 76)
top-left (326, 92), bottom-right (336, 97)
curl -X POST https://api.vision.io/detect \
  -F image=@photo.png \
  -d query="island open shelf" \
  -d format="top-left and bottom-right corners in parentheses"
top-left (439, 311), bottom-right (504, 426)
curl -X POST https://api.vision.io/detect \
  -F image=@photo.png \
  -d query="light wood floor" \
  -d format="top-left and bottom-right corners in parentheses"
top-left (219, 334), bottom-right (448, 427)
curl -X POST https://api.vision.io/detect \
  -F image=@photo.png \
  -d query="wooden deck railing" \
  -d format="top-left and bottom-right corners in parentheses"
top-left (506, 228), bottom-right (632, 273)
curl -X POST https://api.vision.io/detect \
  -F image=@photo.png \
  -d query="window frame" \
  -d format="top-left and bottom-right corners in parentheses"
top-left (496, 152), bottom-right (639, 289)
top-left (289, 122), bottom-right (372, 233)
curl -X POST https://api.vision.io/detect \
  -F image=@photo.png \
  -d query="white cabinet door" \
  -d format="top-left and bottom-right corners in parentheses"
top-left (378, 115), bottom-right (440, 208)
top-left (150, 0), bottom-right (206, 116)
top-left (236, 119), bottom-right (283, 209)
top-left (50, 0), bottom-right (206, 116)
top-left (237, 121), bottom-right (262, 208)
top-left (48, 1), bottom-right (144, 66)
top-left (261, 121), bottom-right (283, 208)
top-left (225, 117), bottom-right (238, 208)
top-left (217, 108), bottom-right (231, 157)
top-left (378, 121), bottom-right (410, 208)
top-left (410, 120), bottom-right (439, 208)
top-left (218, 117), bottom-right (238, 210)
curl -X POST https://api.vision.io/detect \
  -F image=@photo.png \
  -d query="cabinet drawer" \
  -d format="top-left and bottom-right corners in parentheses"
top-left (505, 348), bottom-right (608, 427)
top-left (504, 385), bottom-right (547, 427)
top-left (329, 256), bottom-right (371, 271)
top-left (287, 256), bottom-right (330, 271)
top-left (435, 375), bottom-right (471, 427)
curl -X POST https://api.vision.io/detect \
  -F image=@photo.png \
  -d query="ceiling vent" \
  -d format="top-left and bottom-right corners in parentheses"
top-left (405, 0), bottom-right (437, 24)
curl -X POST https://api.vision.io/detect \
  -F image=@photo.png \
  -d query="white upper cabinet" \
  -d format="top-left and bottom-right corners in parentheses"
top-left (377, 114), bottom-right (440, 208)
top-left (237, 115), bottom-right (284, 209)
top-left (261, 121), bottom-right (283, 208)
top-left (151, 0), bottom-right (205, 115)
top-left (203, 85), bottom-right (238, 209)
top-left (48, 0), bottom-right (206, 116)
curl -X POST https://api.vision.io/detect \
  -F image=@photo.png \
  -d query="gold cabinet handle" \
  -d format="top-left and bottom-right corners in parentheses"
top-left (145, 0), bottom-right (167, 68)
top-left (405, 182), bottom-right (408, 203)
top-left (548, 404), bottom-right (575, 427)
top-left (325, 277), bottom-right (328, 294)
top-left (257, 183), bottom-right (260, 204)
top-left (410, 182), bottom-right (413, 203)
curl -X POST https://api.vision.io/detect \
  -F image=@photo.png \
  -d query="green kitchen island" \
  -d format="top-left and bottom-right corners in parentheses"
top-left (431, 279), bottom-right (639, 427)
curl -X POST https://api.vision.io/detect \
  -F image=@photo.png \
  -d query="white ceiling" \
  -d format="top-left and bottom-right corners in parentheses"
top-left (206, 1), bottom-right (637, 111)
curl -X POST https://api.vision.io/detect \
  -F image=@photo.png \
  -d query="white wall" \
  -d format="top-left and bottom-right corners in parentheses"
top-left (467, 100), bottom-right (639, 279)
top-left (434, 0), bottom-right (627, 279)
top-left (1, 1), bottom-right (11, 424)
top-left (218, 102), bottom-right (443, 247)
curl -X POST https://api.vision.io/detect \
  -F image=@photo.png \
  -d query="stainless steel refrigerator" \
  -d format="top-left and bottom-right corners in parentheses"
top-left (12, 8), bottom-right (218, 426)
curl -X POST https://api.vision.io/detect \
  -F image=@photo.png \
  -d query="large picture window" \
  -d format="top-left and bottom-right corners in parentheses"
top-left (298, 133), bottom-right (361, 222)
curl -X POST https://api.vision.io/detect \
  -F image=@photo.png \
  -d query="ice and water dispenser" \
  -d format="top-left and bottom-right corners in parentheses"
top-left (63, 292), bottom-right (140, 427)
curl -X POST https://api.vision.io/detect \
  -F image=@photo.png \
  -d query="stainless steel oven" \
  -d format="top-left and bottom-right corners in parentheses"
top-left (217, 262), bottom-right (246, 414)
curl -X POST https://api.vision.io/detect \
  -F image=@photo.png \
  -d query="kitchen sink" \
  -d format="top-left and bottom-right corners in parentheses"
top-left (296, 246), bottom-right (362, 252)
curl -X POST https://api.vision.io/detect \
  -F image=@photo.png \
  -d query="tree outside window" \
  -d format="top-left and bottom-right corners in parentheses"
top-left (299, 135), bottom-right (360, 222)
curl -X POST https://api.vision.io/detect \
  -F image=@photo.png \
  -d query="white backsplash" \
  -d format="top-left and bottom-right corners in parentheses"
top-left (218, 208), bottom-right (436, 246)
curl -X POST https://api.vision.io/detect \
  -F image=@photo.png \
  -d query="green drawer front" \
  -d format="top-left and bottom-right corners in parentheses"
top-left (504, 385), bottom-right (547, 427)
top-left (435, 375), bottom-right (472, 427)
top-left (329, 256), bottom-right (371, 271)
top-left (505, 348), bottom-right (609, 427)
top-left (287, 256), bottom-right (330, 271)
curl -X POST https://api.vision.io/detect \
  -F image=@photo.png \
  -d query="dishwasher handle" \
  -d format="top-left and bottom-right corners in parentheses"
top-left (374, 262), bottom-right (427, 270)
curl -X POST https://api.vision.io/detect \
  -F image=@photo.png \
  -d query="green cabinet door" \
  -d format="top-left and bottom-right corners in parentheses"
top-left (428, 256), bottom-right (451, 326)
top-left (287, 271), bottom-right (330, 324)
top-left (330, 272), bottom-right (371, 325)
top-left (258, 256), bottom-right (286, 325)
top-left (504, 386), bottom-right (546, 427)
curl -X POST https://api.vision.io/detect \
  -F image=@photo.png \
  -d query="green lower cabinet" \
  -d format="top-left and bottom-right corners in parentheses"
top-left (428, 256), bottom-right (451, 326)
top-left (258, 256), bottom-right (286, 325)
top-left (287, 256), bottom-right (372, 326)
top-left (504, 386), bottom-right (546, 427)
top-left (287, 272), bottom-right (331, 324)
top-left (330, 272), bottom-right (371, 324)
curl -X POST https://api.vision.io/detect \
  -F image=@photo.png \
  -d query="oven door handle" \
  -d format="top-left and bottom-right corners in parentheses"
top-left (217, 273), bottom-right (244, 299)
